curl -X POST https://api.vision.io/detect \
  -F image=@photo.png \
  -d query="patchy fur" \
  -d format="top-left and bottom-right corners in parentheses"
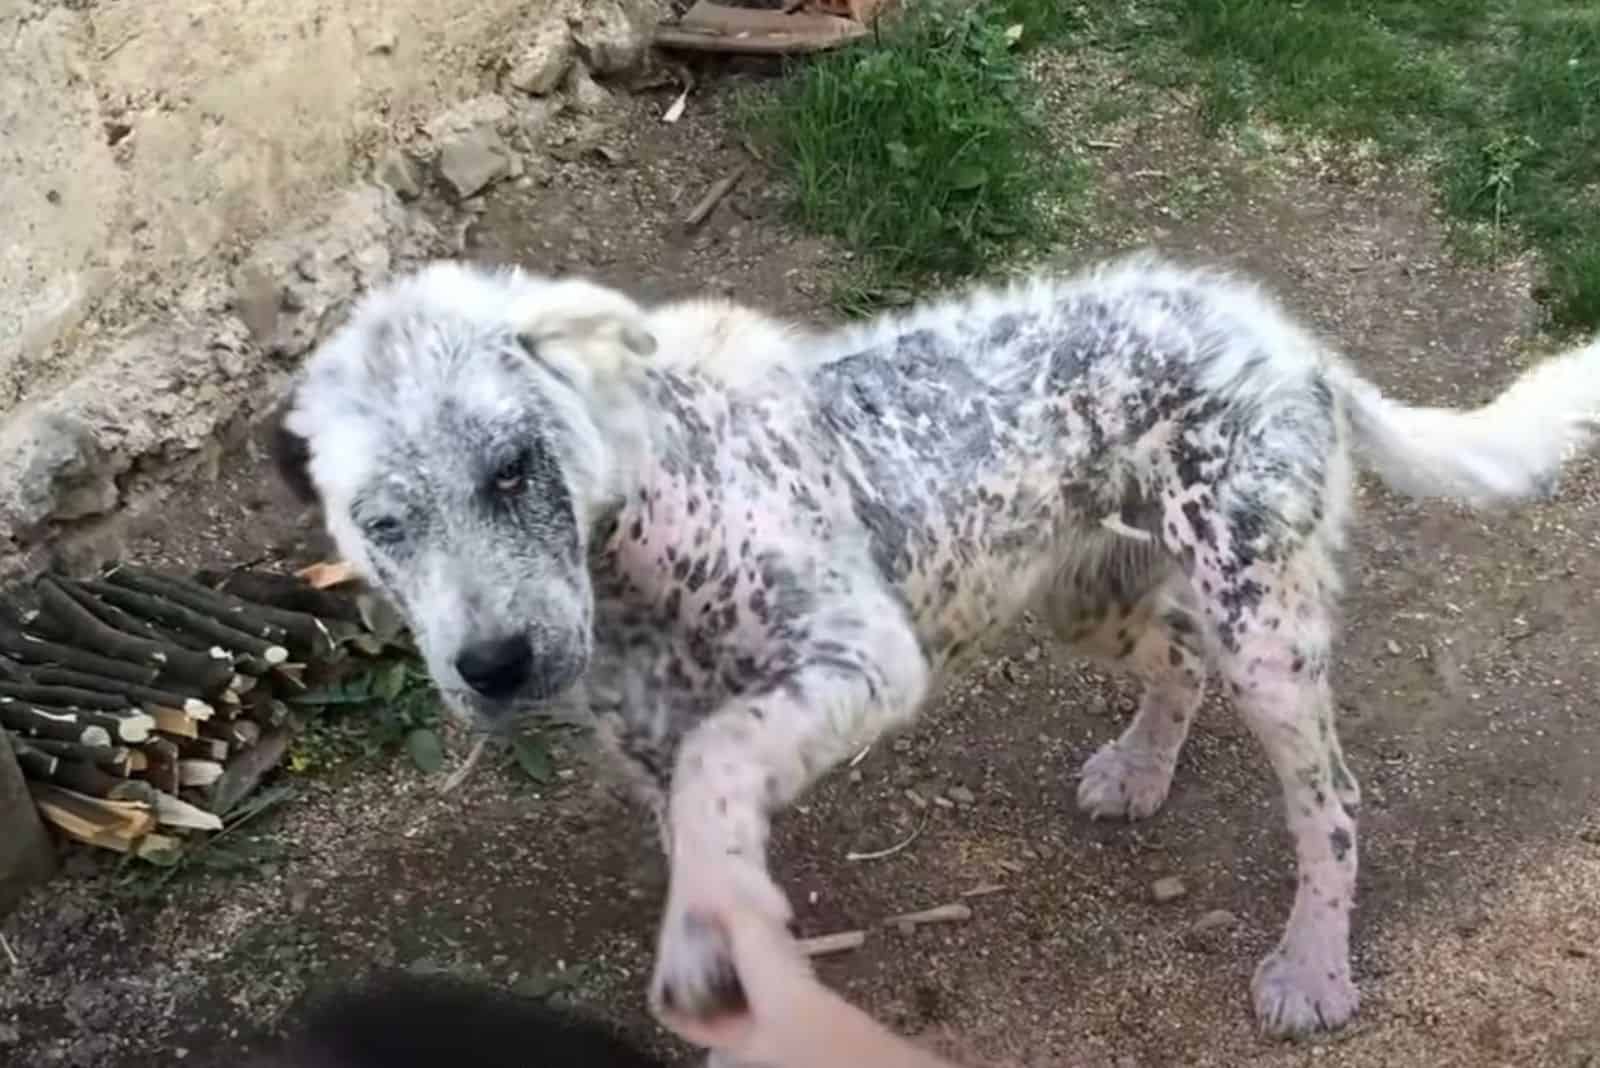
top-left (277, 254), bottom-right (1600, 1041)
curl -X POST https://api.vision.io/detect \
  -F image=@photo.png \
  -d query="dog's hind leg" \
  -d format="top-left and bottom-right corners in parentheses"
top-left (1055, 564), bottom-right (1209, 821)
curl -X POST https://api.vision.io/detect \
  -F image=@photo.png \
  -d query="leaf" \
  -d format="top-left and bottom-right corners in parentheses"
top-left (374, 660), bottom-right (408, 703)
top-left (406, 727), bottom-right (444, 774)
top-left (512, 733), bottom-right (554, 784)
top-left (950, 166), bottom-right (989, 191)
top-left (886, 140), bottom-right (914, 170)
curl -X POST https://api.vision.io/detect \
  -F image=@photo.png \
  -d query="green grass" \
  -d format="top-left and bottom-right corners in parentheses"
top-left (1077, 0), bottom-right (1600, 330)
top-left (749, 0), bottom-right (1599, 329)
top-left (742, 1), bottom-right (1084, 311)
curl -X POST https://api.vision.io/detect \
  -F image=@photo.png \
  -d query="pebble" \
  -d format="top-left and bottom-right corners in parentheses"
top-left (1151, 876), bottom-right (1187, 904)
top-left (1192, 908), bottom-right (1237, 933)
top-left (948, 786), bottom-right (976, 806)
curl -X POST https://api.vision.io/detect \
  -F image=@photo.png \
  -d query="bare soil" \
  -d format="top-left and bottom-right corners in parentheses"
top-left (2, 65), bottom-right (1596, 1068)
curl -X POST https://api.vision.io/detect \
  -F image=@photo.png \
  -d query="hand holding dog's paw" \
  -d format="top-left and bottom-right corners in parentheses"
top-left (651, 853), bottom-right (793, 1026)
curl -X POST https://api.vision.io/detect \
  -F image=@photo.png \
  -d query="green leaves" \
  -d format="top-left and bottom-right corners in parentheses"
top-left (405, 728), bottom-right (445, 774)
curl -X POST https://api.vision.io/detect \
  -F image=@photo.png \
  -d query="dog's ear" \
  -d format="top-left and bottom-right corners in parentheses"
top-left (268, 393), bottom-right (320, 507)
top-left (511, 279), bottom-right (657, 392)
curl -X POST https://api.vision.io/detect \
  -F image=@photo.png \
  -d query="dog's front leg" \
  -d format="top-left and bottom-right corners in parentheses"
top-left (649, 599), bottom-right (929, 1025)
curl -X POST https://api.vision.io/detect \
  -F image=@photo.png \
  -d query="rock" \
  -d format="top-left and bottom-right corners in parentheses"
top-left (565, 63), bottom-right (616, 116)
top-left (948, 785), bottom-right (977, 806)
top-left (423, 95), bottom-right (514, 143)
top-left (0, 1022), bottom-right (19, 1046)
top-left (375, 150), bottom-right (423, 201)
top-left (1192, 908), bottom-right (1237, 933)
top-left (0, 412), bottom-right (122, 538)
top-left (570, 0), bottom-right (655, 76)
top-left (1151, 876), bottom-right (1187, 904)
top-left (507, 20), bottom-right (575, 96)
top-left (436, 129), bottom-right (512, 201)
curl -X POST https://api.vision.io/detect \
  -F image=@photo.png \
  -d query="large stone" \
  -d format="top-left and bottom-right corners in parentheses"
top-left (507, 19), bottom-right (575, 96)
top-left (0, 735), bottom-right (57, 918)
top-left (569, 0), bottom-right (654, 76)
top-left (436, 128), bottom-right (513, 201)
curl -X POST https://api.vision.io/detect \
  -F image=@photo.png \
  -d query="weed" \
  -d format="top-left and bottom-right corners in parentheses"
top-left (289, 659), bottom-right (444, 774)
top-left (744, 0), bottom-right (1084, 311)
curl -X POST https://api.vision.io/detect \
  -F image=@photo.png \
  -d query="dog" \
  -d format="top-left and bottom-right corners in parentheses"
top-left (272, 254), bottom-right (1600, 1041)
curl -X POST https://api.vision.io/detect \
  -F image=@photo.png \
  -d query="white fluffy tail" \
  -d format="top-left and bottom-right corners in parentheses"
top-left (1334, 338), bottom-right (1600, 506)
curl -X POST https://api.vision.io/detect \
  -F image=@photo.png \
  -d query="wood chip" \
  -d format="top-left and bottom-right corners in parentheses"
top-left (961, 883), bottom-right (1007, 898)
top-left (881, 902), bottom-right (972, 929)
top-left (798, 930), bottom-right (866, 957)
top-left (296, 560), bottom-right (359, 590)
top-left (684, 164), bottom-right (748, 227)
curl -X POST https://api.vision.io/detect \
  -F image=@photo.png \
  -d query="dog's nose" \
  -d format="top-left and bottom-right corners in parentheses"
top-left (455, 634), bottom-right (533, 700)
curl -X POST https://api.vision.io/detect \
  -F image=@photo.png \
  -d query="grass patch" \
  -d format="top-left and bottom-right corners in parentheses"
top-left (742, 0), bottom-right (1085, 311)
top-left (1076, 0), bottom-right (1600, 330)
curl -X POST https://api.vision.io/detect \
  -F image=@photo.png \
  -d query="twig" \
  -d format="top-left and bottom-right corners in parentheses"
top-left (960, 883), bottom-right (1007, 898)
top-left (0, 931), bottom-right (17, 971)
top-left (663, 85), bottom-right (690, 124)
top-left (846, 812), bottom-right (927, 862)
top-left (847, 743), bottom-right (872, 768)
top-left (684, 164), bottom-right (748, 227)
top-left (882, 902), bottom-right (972, 928)
top-left (440, 733), bottom-right (491, 794)
top-left (799, 929), bottom-right (866, 957)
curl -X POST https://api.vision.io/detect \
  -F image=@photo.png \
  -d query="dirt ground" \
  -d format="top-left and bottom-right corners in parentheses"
top-left (2, 60), bottom-right (1597, 1068)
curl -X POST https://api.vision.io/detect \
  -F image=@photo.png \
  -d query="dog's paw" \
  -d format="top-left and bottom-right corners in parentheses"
top-left (1075, 741), bottom-right (1175, 820)
top-left (650, 860), bottom-right (791, 1024)
top-left (1252, 947), bottom-right (1360, 1038)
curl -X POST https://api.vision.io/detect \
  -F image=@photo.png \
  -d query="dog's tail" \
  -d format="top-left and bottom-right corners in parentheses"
top-left (1331, 337), bottom-right (1600, 506)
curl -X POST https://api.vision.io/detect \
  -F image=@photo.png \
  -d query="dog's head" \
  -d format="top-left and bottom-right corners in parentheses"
top-left (274, 261), bottom-right (657, 725)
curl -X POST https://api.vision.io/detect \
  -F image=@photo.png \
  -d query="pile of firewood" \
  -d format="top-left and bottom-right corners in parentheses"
top-left (1, 565), bottom-right (377, 862)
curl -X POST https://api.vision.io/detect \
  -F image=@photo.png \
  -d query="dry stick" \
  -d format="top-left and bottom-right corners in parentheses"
top-left (10, 736), bottom-right (154, 802)
top-left (107, 568), bottom-right (290, 643)
top-left (116, 568), bottom-right (344, 663)
top-left (798, 930), bottom-right (867, 957)
top-left (0, 932), bottom-right (17, 971)
top-left (845, 812), bottom-right (928, 862)
top-left (0, 625), bottom-right (163, 686)
top-left (81, 580), bottom-right (288, 667)
top-left (196, 569), bottom-right (364, 624)
top-left (684, 163), bottom-right (748, 226)
top-left (53, 577), bottom-right (214, 653)
top-left (881, 903), bottom-right (972, 929)
top-left (10, 735), bottom-right (129, 772)
top-left (0, 679), bottom-right (128, 711)
top-left (0, 699), bottom-right (113, 747)
top-left (35, 578), bottom-right (233, 694)
top-left (22, 666), bottom-right (212, 718)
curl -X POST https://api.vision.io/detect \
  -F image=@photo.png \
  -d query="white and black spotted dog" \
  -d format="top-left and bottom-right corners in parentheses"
top-left (273, 255), bottom-right (1600, 1043)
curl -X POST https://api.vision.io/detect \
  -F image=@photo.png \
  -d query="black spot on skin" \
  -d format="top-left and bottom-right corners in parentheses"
top-left (1168, 644), bottom-right (1184, 667)
top-left (1181, 501), bottom-right (1216, 548)
top-left (1329, 827), bottom-right (1352, 862)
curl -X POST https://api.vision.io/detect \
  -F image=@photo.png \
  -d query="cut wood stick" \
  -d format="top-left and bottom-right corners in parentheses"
top-left (0, 679), bottom-right (129, 710)
top-left (151, 790), bottom-right (223, 832)
top-left (196, 569), bottom-right (364, 624)
top-left (0, 699), bottom-right (114, 747)
top-left (202, 717), bottom-right (259, 751)
top-left (206, 728), bottom-right (291, 817)
top-left (78, 707), bottom-right (155, 744)
top-left (241, 688), bottom-right (291, 729)
top-left (177, 758), bottom-right (224, 788)
top-left (29, 781), bottom-right (157, 850)
top-left (684, 163), bottom-right (748, 226)
top-left (11, 735), bottom-right (132, 776)
top-left (798, 930), bottom-right (866, 957)
top-left (82, 580), bottom-right (289, 666)
top-left (35, 578), bottom-right (234, 694)
top-left (51, 576), bottom-right (214, 654)
top-left (881, 903), bottom-right (972, 928)
top-left (12, 739), bottom-right (155, 803)
top-left (140, 736), bottom-right (180, 796)
top-left (111, 568), bottom-right (342, 659)
top-left (0, 625), bottom-right (163, 685)
top-left (22, 665), bottom-right (212, 718)
top-left (176, 735), bottom-right (228, 762)
top-left (151, 707), bottom-right (201, 739)
top-left (126, 749), bottom-right (148, 773)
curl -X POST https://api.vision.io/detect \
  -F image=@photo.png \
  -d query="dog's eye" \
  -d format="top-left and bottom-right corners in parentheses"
top-left (364, 516), bottom-right (404, 546)
top-left (493, 451), bottom-right (529, 496)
